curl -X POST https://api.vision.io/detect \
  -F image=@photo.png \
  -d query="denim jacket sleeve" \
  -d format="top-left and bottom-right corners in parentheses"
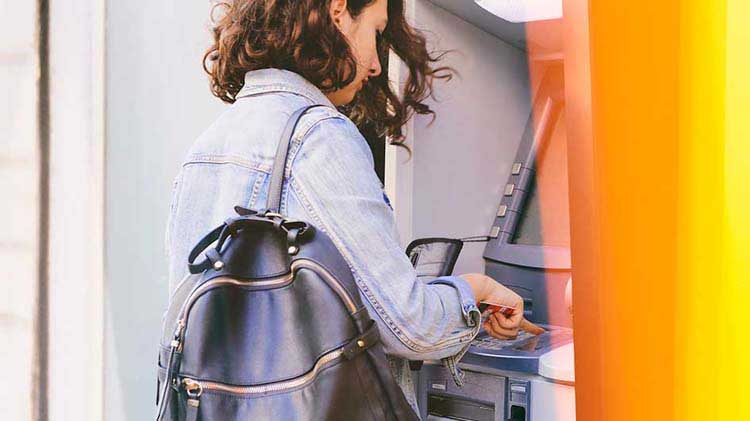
top-left (288, 113), bottom-right (481, 363)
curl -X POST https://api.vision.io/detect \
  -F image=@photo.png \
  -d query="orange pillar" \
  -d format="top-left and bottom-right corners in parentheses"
top-left (565, 0), bottom-right (680, 419)
top-left (561, 0), bottom-right (603, 418)
top-left (567, 0), bottom-right (750, 420)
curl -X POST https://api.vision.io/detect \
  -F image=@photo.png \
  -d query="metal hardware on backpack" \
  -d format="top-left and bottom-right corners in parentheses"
top-left (155, 105), bottom-right (419, 421)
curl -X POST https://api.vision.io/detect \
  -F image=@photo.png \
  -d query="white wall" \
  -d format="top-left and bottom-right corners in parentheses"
top-left (47, 0), bottom-right (106, 419)
top-left (0, 1), bottom-right (38, 419)
top-left (390, 0), bottom-right (531, 275)
top-left (104, 2), bottom-right (225, 419)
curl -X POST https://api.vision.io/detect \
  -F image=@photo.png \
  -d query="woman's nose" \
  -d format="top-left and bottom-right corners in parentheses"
top-left (369, 57), bottom-right (382, 78)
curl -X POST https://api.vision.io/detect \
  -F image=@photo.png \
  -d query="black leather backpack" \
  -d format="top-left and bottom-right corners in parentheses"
top-left (156, 105), bottom-right (419, 421)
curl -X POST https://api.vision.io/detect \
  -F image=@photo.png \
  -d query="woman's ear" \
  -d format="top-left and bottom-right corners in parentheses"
top-left (329, 0), bottom-right (349, 28)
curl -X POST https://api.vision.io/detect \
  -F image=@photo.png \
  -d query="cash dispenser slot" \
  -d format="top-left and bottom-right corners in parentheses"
top-left (427, 394), bottom-right (495, 421)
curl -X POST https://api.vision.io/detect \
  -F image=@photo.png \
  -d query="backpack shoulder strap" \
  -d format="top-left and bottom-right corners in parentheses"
top-left (266, 104), bottom-right (328, 214)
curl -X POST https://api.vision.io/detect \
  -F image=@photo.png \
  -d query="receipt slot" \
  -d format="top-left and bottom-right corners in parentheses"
top-left (508, 380), bottom-right (530, 420)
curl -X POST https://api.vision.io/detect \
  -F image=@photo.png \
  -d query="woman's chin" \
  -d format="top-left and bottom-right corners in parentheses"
top-left (345, 84), bottom-right (361, 102)
top-left (327, 87), bottom-right (358, 107)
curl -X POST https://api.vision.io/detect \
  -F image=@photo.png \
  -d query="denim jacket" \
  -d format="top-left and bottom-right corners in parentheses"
top-left (165, 69), bottom-right (481, 412)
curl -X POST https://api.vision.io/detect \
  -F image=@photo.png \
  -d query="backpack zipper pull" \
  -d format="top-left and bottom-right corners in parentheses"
top-left (155, 320), bottom-right (186, 421)
top-left (171, 320), bottom-right (184, 352)
top-left (183, 378), bottom-right (202, 421)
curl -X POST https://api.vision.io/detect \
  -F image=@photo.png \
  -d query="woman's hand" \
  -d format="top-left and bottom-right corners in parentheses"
top-left (461, 273), bottom-right (529, 339)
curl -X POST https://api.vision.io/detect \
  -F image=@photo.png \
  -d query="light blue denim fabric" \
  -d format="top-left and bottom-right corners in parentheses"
top-left (165, 69), bottom-right (481, 413)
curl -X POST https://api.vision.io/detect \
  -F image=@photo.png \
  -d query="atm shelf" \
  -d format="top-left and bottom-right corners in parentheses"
top-left (462, 325), bottom-right (573, 374)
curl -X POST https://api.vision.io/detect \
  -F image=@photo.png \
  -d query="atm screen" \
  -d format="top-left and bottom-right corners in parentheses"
top-left (511, 108), bottom-right (570, 248)
top-left (426, 394), bottom-right (495, 421)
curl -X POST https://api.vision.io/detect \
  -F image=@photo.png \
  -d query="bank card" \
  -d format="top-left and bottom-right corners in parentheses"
top-left (478, 302), bottom-right (516, 318)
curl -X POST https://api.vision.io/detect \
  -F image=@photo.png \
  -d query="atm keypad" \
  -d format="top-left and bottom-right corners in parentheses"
top-left (471, 328), bottom-right (572, 353)
top-left (471, 331), bottom-right (536, 350)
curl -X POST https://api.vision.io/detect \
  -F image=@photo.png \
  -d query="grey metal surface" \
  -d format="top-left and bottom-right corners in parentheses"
top-left (410, 0), bottom-right (531, 275)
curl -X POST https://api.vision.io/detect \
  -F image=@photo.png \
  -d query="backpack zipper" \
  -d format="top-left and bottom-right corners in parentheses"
top-left (290, 259), bottom-right (357, 313)
top-left (172, 259), bottom-right (357, 350)
top-left (172, 271), bottom-right (292, 351)
top-left (181, 347), bottom-right (344, 401)
top-left (161, 259), bottom-right (358, 417)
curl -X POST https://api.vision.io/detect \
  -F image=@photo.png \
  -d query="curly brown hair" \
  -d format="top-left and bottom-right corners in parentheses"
top-left (203, 0), bottom-right (452, 146)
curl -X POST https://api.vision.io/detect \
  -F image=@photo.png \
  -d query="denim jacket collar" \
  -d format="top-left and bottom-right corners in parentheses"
top-left (236, 68), bottom-right (336, 108)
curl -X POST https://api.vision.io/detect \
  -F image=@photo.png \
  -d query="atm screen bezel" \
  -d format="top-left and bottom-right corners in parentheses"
top-left (484, 95), bottom-right (571, 271)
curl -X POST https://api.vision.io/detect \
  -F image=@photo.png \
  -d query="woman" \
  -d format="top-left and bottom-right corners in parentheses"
top-left (166, 0), bottom-right (525, 413)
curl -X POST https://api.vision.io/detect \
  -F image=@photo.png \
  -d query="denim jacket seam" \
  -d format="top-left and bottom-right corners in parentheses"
top-left (289, 177), bottom-right (477, 354)
top-left (236, 69), bottom-right (333, 105)
top-left (289, 178), bottom-right (421, 352)
top-left (280, 181), bottom-right (290, 214)
top-left (183, 154), bottom-right (273, 174)
top-left (166, 171), bottom-right (184, 246)
top-left (247, 172), bottom-right (268, 210)
top-left (285, 115), bottom-right (345, 179)
top-left (294, 113), bottom-right (345, 144)
top-left (236, 83), bottom-right (332, 108)
top-left (237, 69), bottom-right (336, 107)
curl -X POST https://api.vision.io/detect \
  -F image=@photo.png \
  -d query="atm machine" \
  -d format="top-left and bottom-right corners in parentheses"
top-left (414, 95), bottom-right (575, 421)
top-left (386, 1), bottom-right (575, 420)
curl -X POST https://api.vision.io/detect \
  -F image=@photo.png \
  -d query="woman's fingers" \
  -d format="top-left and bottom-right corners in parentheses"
top-left (520, 318), bottom-right (545, 335)
top-left (483, 313), bottom-right (546, 340)
top-left (483, 322), bottom-right (516, 339)
top-left (494, 311), bottom-right (522, 330)
top-left (485, 314), bottom-right (519, 339)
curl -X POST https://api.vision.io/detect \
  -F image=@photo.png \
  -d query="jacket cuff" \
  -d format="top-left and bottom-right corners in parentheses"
top-left (427, 275), bottom-right (481, 327)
